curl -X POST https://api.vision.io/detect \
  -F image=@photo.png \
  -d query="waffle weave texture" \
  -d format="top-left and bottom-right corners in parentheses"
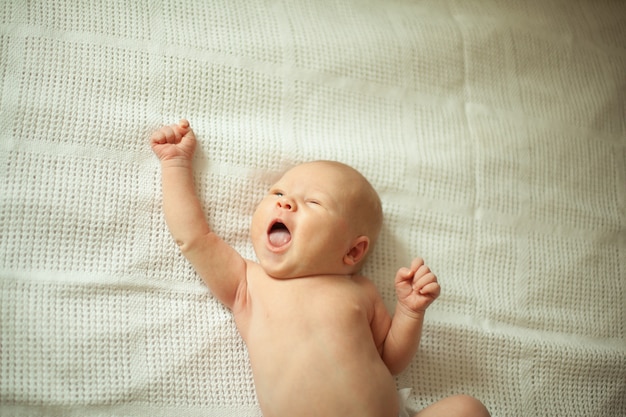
top-left (1, 1), bottom-right (625, 416)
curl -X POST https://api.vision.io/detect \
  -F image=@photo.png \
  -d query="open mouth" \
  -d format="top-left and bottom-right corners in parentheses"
top-left (268, 220), bottom-right (291, 247)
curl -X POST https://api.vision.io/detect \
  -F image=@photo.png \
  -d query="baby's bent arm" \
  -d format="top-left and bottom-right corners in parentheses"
top-left (153, 122), bottom-right (247, 311)
top-left (381, 258), bottom-right (439, 375)
top-left (381, 304), bottom-right (425, 375)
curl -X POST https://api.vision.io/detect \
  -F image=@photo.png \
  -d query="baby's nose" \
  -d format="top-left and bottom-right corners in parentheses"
top-left (276, 198), bottom-right (296, 211)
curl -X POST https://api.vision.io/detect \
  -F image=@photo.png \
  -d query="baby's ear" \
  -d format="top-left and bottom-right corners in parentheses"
top-left (344, 236), bottom-right (370, 267)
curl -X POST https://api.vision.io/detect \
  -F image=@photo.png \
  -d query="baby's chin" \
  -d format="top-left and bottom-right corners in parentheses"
top-left (258, 259), bottom-right (300, 280)
top-left (264, 271), bottom-right (294, 280)
top-left (258, 257), bottom-right (355, 280)
top-left (253, 256), bottom-right (306, 280)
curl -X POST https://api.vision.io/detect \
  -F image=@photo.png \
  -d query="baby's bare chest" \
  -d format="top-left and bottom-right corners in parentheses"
top-left (237, 274), bottom-right (375, 346)
top-left (233, 275), bottom-right (397, 416)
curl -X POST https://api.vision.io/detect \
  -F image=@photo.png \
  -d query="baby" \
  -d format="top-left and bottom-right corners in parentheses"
top-left (151, 120), bottom-right (490, 417)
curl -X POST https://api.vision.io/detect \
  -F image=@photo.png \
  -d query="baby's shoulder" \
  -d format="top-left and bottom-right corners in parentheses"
top-left (350, 274), bottom-right (382, 296)
top-left (351, 273), bottom-right (372, 285)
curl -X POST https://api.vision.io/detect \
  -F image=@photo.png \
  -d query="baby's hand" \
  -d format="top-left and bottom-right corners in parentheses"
top-left (150, 119), bottom-right (196, 162)
top-left (395, 258), bottom-right (440, 316)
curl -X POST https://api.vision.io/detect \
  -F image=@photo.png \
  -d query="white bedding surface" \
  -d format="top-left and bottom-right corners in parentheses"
top-left (1, 1), bottom-right (625, 416)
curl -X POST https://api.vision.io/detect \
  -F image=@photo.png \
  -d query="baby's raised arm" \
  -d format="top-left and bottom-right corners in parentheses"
top-left (151, 120), bottom-right (247, 310)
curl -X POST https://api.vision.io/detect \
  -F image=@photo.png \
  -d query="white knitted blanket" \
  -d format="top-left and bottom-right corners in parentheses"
top-left (1, 1), bottom-right (624, 416)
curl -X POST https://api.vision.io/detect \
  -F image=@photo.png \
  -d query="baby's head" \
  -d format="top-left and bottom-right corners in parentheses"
top-left (251, 161), bottom-right (383, 279)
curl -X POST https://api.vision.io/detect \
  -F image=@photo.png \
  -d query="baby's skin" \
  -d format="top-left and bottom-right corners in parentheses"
top-left (151, 120), bottom-right (489, 417)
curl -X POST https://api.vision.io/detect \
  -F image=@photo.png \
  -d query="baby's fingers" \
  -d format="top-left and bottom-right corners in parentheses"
top-left (151, 120), bottom-right (190, 145)
top-left (413, 261), bottom-right (434, 280)
top-left (150, 129), bottom-right (167, 145)
top-left (150, 125), bottom-right (179, 145)
top-left (413, 270), bottom-right (438, 290)
top-left (410, 257), bottom-right (425, 273)
top-left (419, 281), bottom-right (441, 298)
top-left (394, 266), bottom-right (412, 283)
top-left (396, 258), bottom-right (424, 283)
top-left (165, 125), bottom-right (183, 144)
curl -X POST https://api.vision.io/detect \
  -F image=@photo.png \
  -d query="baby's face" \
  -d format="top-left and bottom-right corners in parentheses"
top-left (250, 162), bottom-right (366, 279)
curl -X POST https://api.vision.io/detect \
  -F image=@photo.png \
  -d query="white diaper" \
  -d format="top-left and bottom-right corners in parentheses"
top-left (398, 388), bottom-right (412, 417)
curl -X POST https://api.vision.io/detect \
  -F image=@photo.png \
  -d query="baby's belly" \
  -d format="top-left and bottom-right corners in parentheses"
top-left (245, 326), bottom-right (399, 417)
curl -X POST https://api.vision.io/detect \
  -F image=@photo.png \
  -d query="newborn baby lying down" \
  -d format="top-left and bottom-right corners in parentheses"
top-left (151, 120), bottom-right (490, 417)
